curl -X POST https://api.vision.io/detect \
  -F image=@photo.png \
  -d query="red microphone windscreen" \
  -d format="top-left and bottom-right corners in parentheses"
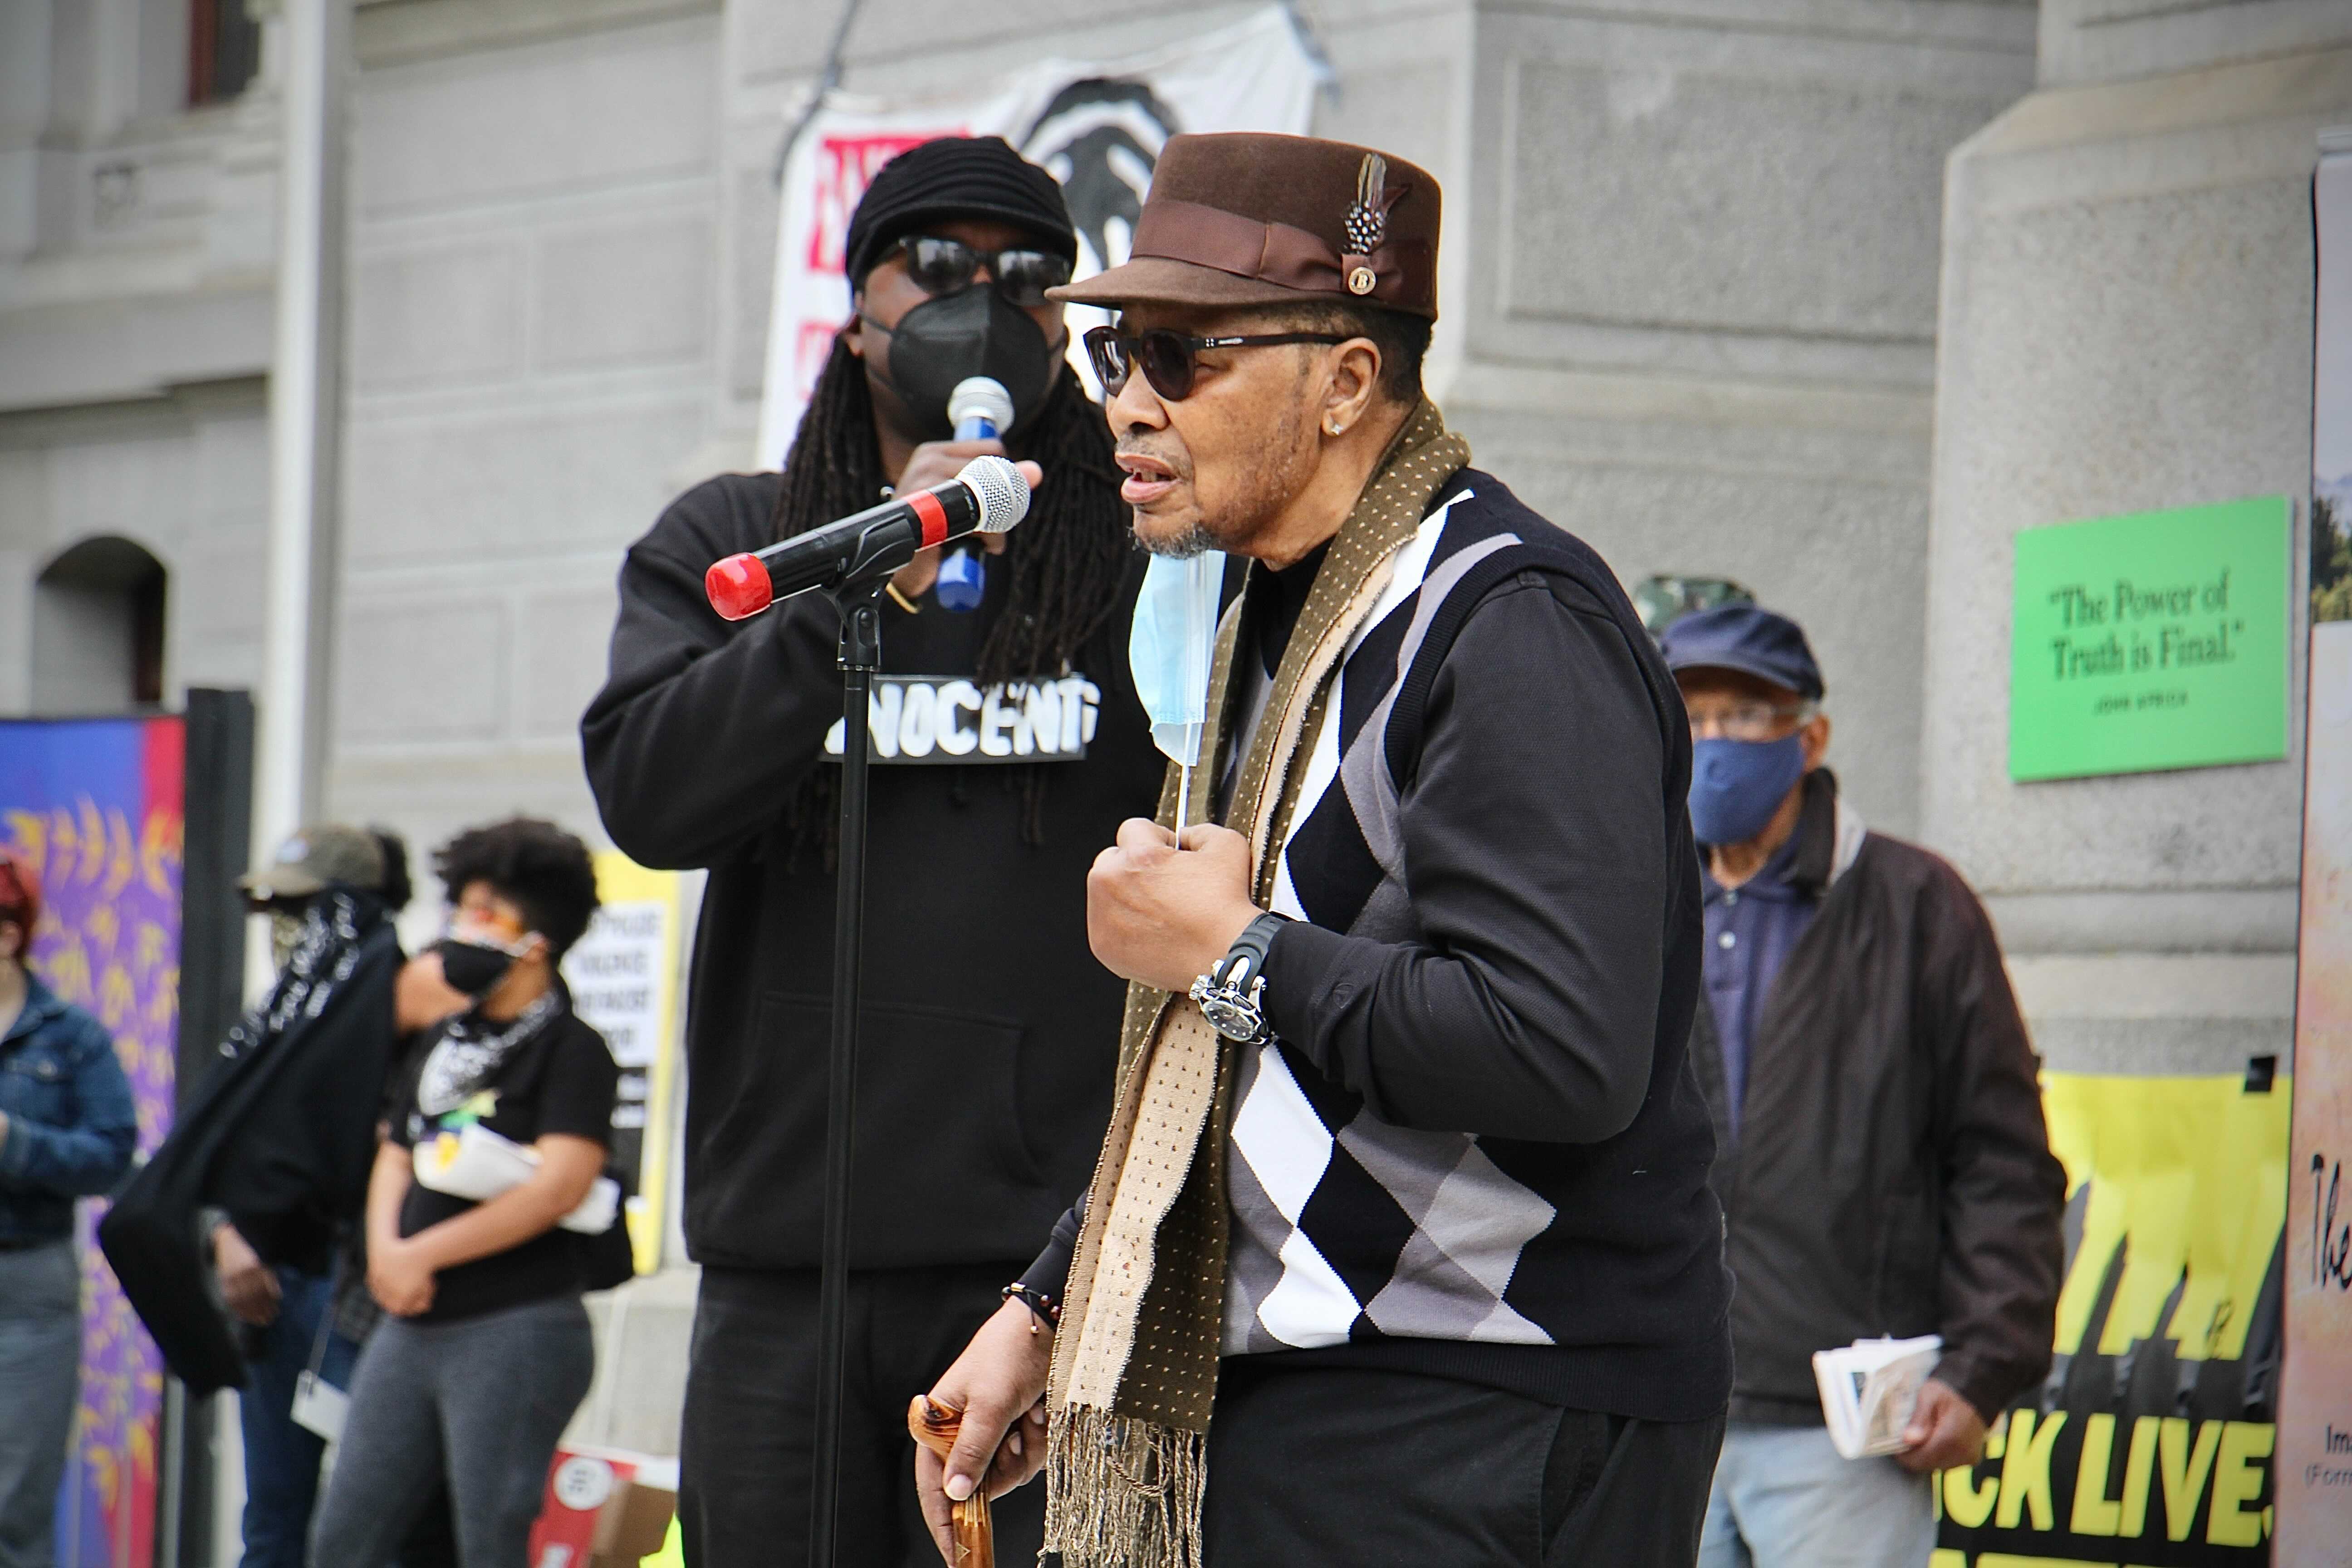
top-left (706, 554), bottom-right (774, 621)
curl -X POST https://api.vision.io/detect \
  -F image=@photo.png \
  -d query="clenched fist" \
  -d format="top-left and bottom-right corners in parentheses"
top-left (1086, 819), bottom-right (1262, 994)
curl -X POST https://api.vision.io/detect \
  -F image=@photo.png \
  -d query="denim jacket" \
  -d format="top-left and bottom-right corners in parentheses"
top-left (0, 973), bottom-right (138, 1244)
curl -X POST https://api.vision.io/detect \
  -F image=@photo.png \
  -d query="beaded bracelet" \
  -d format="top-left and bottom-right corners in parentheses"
top-left (1002, 1281), bottom-right (1060, 1332)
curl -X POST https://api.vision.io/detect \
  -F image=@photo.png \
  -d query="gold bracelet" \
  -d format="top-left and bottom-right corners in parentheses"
top-left (884, 582), bottom-right (921, 615)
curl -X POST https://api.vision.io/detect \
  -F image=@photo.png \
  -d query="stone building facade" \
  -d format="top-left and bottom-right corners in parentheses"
top-left (3, 0), bottom-right (2049, 846)
top-left (1927, 1), bottom-right (2352, 1090)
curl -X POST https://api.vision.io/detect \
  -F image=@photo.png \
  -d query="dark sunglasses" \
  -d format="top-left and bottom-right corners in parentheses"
top-left (892, 235), bottom-right (1073, 309)
top-left (1083, 326), bottom-right (1350, 402)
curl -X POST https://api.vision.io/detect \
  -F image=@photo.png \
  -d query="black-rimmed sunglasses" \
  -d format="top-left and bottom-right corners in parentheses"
top-left (1083, 326), bottom-right (1350, 402)
top-left (891, 235), bottom-right (1073, 309)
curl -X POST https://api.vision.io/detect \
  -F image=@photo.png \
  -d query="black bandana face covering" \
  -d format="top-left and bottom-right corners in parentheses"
top-left (222, 889), bottom-right (386, 1064)
top-left (270, 910), bottom-right (306, 972)
top-left (865, 286), bottom-right (1059, 441)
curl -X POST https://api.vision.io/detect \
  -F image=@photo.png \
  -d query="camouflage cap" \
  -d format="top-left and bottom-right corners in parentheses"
top-left (240, 823), bottom-right (386, 903)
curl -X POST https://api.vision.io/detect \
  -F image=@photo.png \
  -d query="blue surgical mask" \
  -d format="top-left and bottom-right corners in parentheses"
top-left (1688, 735), bottom-right (1806, 846)
top-left (1129, 550), bottom-right (1225, 826)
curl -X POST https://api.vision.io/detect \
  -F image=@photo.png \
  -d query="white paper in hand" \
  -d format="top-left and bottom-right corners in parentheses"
top-left (1812, 1334), bottom-right (1942, 1459)
top-left (412, 1122), bottom-right (620, 1235)
top-left (1129, 550), bottom-right (1226, 830)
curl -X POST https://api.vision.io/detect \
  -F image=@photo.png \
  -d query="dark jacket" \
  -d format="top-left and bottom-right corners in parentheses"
top-left (99, 897), bottom-right (401, 1392)
top-left (0, 974), bottom-right (137, 1244)
top-left (1691, 770), bottom-right (2065, 1425)
top-left (580, 471), bottom-right (1166, 1271)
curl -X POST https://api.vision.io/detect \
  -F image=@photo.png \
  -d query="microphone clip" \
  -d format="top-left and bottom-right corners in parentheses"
top-left (829, 578), bottom-right (887, 675)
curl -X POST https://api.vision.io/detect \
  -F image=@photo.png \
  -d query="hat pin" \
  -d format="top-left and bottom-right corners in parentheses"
top-left (1342, 153), bottom-right (1389, 296)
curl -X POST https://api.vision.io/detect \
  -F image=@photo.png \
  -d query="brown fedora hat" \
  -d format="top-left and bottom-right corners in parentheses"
top-left (1050, 132), bottom-right (1441, 320)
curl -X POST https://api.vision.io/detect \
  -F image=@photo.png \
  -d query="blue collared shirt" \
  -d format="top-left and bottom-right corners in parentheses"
top-left (0, 973), bottom-right (139, 1243)
top-left (1700, 832), bottom-right (1819, 1145)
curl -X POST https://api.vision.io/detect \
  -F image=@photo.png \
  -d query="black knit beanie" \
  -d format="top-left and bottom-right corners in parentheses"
top-left (842, 136), bottom-right (1078, 289)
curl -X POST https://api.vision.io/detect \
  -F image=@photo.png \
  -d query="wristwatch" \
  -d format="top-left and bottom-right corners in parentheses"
top-left (1190, 912), bottom-right (1289, 1044)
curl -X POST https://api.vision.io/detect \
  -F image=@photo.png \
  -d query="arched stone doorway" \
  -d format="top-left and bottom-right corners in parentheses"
top-left (32, 536), bottom-right (168, 713)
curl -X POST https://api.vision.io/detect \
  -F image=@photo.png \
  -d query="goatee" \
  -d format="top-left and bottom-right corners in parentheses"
top-left (1138, 519), bottom-right (1220, 559)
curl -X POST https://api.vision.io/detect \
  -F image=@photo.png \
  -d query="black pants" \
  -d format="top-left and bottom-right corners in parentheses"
top-left (1203, 1361), bottom-right (1725, 1567)
top-left (680, 1264), bottom-right (1043, 1568)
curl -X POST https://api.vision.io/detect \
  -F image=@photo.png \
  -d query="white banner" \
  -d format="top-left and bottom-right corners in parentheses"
top-left (756, 6), bottom-right (1320, 467)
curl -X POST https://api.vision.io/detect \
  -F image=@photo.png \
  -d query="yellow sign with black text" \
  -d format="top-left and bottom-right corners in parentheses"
top-left (1933, 1073), bottom-right (2285, 1567)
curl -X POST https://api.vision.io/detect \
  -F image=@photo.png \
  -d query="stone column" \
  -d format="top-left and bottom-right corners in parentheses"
top-left (1923, 10), bottom-right (2352, 1080)
top-left (1444, 0), bottom-right (2038, 838)
top-left (256, 0), bottom-right (350, 850)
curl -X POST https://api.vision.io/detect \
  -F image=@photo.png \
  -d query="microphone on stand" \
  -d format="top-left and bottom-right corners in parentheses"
top-left (705, 455), bottom-right (1029, 622)
top-left (937, 378), bottom-right (1016, 613)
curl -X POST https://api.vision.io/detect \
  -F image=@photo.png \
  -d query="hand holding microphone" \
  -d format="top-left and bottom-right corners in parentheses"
top-left (950, 377), bottom-right (1014, 443)
top-left (882, 377), bottom-right (1019, 605)
top-left (935, 380), bottom-right (1015, 612)
top-left (706, 454), bottom-right (1033, 621)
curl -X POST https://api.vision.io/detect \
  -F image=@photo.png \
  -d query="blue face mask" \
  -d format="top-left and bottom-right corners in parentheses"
top-left (1688, 734), bottom-right (1806, 846)
top-left (1129, 549), bottom-right (1226, 826)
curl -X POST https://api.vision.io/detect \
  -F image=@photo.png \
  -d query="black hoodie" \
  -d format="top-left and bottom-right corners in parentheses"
top-left (581, 472), bottom-right (1163, 1271)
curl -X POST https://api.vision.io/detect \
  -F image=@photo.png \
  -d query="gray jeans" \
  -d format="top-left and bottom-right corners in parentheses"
top-left (1699, 1423), bottom-right (1935, 1568)
top-left (311, 1294), bottom-right (594, 1568)
top-left (0, 1241), bottom-right (80, 1568)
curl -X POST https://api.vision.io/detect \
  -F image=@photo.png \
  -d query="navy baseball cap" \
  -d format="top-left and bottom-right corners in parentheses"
top-left (1660, 604), bottom-right (1824, 701)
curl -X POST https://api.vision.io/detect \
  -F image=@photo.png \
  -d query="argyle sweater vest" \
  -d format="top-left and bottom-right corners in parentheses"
top-left (1217, 471), bottom-right (1727, 1395)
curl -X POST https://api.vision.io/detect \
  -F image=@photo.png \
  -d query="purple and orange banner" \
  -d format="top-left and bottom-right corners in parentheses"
top-left (1, 717), bottom-right (186, 1568)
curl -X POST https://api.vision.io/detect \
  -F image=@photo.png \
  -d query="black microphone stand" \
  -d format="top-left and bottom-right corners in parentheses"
top-left (810, 579), bottom-right (885, 1568)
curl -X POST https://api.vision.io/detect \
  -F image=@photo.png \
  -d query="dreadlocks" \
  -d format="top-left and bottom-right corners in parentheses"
top-left (774, 333), bottom-right (1132, 860)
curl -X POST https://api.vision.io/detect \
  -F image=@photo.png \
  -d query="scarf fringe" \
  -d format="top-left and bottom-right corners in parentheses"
top-left (1040, 1408), bottom-right (1207, 1568)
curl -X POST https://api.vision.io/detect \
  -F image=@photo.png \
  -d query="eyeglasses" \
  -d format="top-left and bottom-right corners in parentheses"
top-left (891, 235), bottom-right (1073, 309)
top-left (1083, 326), bottom-right (1350, 402)
top-left (1686, 700), bottom-right (1815, 743)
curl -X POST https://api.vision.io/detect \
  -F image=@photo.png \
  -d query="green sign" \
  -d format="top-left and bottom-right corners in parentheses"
top-left (2009, 497), bottom-right (2290, 781)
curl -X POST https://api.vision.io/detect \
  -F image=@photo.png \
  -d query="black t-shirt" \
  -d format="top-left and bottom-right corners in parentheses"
top-left (1250, 540), bottom-right (1330, 678)
top-left (390, 1006), bottom-right (618, 1323)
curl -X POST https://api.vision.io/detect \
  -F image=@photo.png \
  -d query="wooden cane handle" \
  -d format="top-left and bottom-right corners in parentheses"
top-left (909, 1396), bottom-right (995, 1568)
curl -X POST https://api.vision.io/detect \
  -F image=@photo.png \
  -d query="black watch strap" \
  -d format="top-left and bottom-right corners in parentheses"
top-left (1214, 913), bottom-right (1287, 990)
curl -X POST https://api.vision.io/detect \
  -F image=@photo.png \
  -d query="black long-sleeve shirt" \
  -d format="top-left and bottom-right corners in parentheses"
top-left (581, 472), bottom-right (1166, 1269)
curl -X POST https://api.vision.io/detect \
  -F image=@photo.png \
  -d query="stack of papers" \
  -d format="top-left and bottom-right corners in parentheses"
top-left (413, 1121), bottom-right (620, 1236)
top-left (1813, 1334), bottom-right (1942, 1459)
